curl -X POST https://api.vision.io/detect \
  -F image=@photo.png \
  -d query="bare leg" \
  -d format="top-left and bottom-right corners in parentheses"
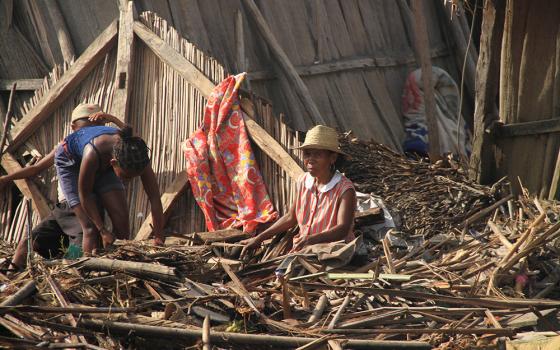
top-left (72, 205), bottom-right (101, 253)
top-left (100, 190), bottom-right (130, 240)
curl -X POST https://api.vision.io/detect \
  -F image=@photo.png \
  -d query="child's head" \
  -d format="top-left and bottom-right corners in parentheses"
top-left (110, 127), bottom-right (150, 180)
top-left (70, 103), bottom-right (104, 130)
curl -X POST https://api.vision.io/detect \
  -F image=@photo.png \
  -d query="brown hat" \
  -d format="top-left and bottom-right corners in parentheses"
top-left (71, 103), bottom-right (102, 122)
top-left (292, 125), bottom-right (348, 156)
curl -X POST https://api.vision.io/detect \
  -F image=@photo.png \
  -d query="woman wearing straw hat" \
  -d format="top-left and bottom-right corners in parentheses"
top-left (242, 125), bottom-right (356, 253)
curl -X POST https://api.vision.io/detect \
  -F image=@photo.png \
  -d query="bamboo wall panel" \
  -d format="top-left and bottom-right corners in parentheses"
top-left (2, 12), bottom-right (303, 241)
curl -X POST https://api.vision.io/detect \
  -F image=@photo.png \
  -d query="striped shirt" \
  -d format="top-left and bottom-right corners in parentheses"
top-left (294, 171), bottom-right (355, 244)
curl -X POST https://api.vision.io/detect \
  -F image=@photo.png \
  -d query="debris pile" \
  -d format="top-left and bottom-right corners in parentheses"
top-left (2, 138), bottom-right (560, 350)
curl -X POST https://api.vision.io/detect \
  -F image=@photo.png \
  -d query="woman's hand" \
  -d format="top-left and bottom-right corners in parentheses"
top-left (99, 227), bottom-right (115, 248)
top-left (292, 234), bottom-right (309, 252)
top-left (239, 236), bottom-right (263, 259)
top-left (88, 112), bottom-right (119, 125)
top-left (152, 235), bottom-right (165, 246)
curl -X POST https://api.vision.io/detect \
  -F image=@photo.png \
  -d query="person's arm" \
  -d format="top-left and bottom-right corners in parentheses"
top-left (139, 165), bottom-right (165, 245)
top-left (292, 189), bottom-right (356, 251)
top-left (241, 204), bottom-right (298, 253)
top-left (88, 112), bottom-right (126, 129)
top-left (78, 146), bottom-right (113, 245)
top-left (0, 148), bottom-right (55, 189)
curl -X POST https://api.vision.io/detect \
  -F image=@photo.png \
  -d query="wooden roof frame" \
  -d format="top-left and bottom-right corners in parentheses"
top-left (1, 5), bottom-right (303, 238)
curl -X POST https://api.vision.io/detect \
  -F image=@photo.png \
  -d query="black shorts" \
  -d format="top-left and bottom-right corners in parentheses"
top-left (31, 202), bottom-right (82, 259)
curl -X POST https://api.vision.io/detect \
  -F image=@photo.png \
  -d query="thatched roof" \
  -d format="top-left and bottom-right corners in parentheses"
top-left (4, 0), bottom-right (475, 150)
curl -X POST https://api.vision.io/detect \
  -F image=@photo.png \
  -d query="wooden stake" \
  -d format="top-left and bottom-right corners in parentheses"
top-left (308, 294), bottom-right (328, 324)
top-left (0, 82), bottom-right (16, 154)
top-left (280, 274), bottom-right (292, 320)
top-left (469, 0), bottom-right (506, 183)
top-left (202, 315), bottom-right (210, 350)
top-left (112, 0), bottom-right (135, 122)
top-left (411, 0), bottom-right (441, 161)
top-left (241, 0), bottom-right (325, 125)
top-left (328, 295), bottom-right (351, 329)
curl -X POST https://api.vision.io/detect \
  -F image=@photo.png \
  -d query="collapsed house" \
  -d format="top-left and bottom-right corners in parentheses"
top-left (1, 0), bottom-right (560, 349)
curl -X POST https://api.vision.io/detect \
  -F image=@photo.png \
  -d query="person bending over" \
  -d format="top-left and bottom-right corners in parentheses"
top-left (55, 116), bottom-right (164, 254)
top-left (1, 103), bottom-right (120, 269)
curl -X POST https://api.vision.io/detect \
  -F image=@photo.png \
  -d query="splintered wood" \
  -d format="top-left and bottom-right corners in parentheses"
top-left (3, 135), bottom-right (560, 349)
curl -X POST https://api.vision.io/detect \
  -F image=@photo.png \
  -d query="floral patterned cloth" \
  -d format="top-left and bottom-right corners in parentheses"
top-left (183, 74), bottom-right (277, 232)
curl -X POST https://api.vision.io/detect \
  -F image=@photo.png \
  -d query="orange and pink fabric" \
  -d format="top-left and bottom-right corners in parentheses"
top-left (183, 74), bottom-right (278, 233)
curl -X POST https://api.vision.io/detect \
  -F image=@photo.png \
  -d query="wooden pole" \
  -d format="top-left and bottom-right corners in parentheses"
top-left (112, 0), bottom-right (135, 123)
top-left (44, 0), bottom-right (75, 62)
top-left (328, 295), bottom-right (351, 329)
top-left (0, 82), bottom-right (16, 154)
top-left (307, 294), bottom-right (328, 323)
top-left (6, 20), bottom-right (118, 153)
top-left (0, 281), bottom-right (36, 307)
top-left (80, 319), bottom-right (432, 349)
top-left (240, 0), bottom-right (326, 125)
top-left (411, 0), bottom-right (441, 162)
top-left (469, 0), bottom-right (505, 184)
top-left (202, 316), bottom-right (210, 350)
top-left (280, 275), bottom-right (292, 320)
top-left (77, 258), bottom-right (177, 282)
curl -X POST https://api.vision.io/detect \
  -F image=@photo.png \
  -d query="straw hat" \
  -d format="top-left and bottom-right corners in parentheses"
top-left (293, 125), bottom-right (348, 156)
top-left (71, 103), bottom-right (102, 122)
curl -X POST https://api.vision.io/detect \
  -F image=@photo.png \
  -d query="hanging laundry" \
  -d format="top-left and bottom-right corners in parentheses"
top-left (183, 74), bottom-right (278, 233)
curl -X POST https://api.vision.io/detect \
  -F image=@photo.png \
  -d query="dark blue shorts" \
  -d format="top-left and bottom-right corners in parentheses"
top-left (54, 143), bottom-right (125, 208)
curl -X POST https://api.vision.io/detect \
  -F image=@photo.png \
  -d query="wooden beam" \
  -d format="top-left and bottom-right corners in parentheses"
top-left (130, 23), bottom-right (304, 239)
top-left (495, 118), bottom-right (560, 138)
top-left (235, 9), bottom-right (247, 73)
top-left (112, 0), bottom-right (135, 122)
top-left (44, 0), bottom-right (75, 62)
top-left (6, 20), bottom-right (118, 153)
top-left (194, 229), bottom-right (249, 244)
top-left (247, 46), bottom-right (450, 81)
top-left (1, 153), bottom-right (51, 220)
top-left (135, 172), bottom-right (188, 240)
top-left (133, 21), bottom-right (215, 98)
top-left (411, 0), bottom-right (441, 162)
top-left (132, 22), bottom-right (304, 180)
top-left (0, 0), bottom-right (13, 33)
top-left (240, 0), bottom-right (326, 125)
top-left (243, 115), bottom-right (304, 180)
top-left (0, 79), bottom-right (44, 91)
top-left (469, 0), bottom-right (505, 183)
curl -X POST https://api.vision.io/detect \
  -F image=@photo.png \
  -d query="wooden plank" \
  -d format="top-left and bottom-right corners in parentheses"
top-left (248, 46), bottom-right (450, 81)
top-left (241, 0), bottom-right (325, 125)
top-left (134, 172), bottom-right (188, 240)
top-left (1, 153), bottom-right (51, 220)
top-left (133, 21), bottom-right (303, 180)
top-left (6, 20), bottom-right (118, 153)
top-left (243, 115), bottom-right (304, 180)
top-left (133, 21), bottom-right (215, 98)
top-left (129, 22), bottom-right (304, 239)
top-left (111, 0), bottom-right (135, 122)
top-left (495, 118), bottom-right (560, 138)
top-left (44, 0), bottom-right (75, 62)
top-left (411, 0), bottom-right (441, 162)
top-left (469, 0), bottom-right (506, 183)
top-left (194, 229), bottom-right (250, 244)
top-left (0, 79), bottom-right (44, 91)
top-left (235, 9), bottom-right (247, 73)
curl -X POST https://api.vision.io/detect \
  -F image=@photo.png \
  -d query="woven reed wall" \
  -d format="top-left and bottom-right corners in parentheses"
top-left (1, 12), bottom-right (302, 242)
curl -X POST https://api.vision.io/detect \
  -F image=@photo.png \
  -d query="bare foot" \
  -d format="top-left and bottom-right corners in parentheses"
top-left (100, 228), bottom-right (115, 249)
